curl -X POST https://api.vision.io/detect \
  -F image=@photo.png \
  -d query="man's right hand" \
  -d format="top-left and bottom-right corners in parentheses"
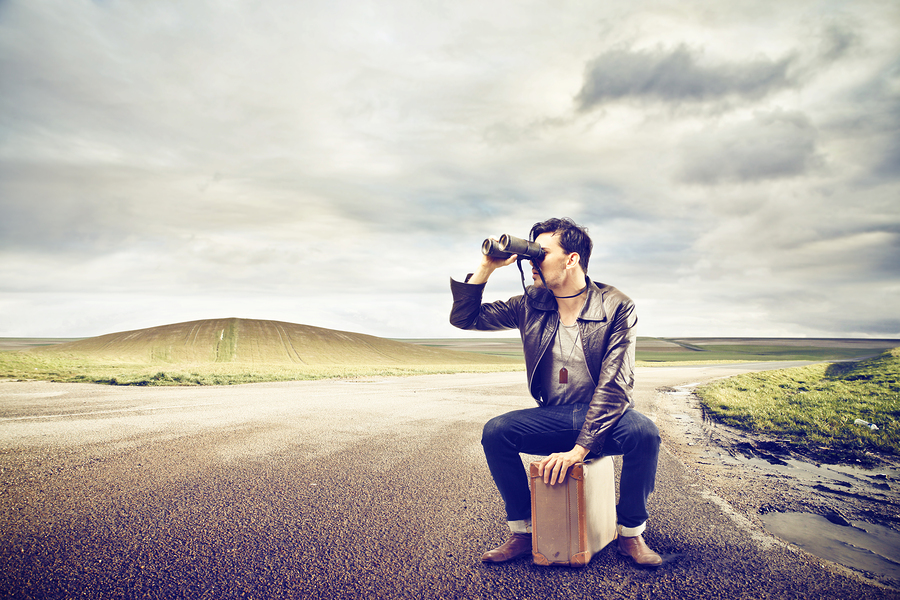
top-left (467, 243), bottom-right (517, 285)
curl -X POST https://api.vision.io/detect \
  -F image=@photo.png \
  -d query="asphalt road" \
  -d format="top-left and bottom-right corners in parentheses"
top-left (0, 366), bottom-right (896, 600)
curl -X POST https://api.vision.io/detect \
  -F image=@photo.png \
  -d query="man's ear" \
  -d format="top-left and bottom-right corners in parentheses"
top-left (566, 253), bottom-right (580, 269)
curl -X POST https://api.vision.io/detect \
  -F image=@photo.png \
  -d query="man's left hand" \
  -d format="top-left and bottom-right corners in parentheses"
top-left (537, 445), bottom-right (590, 485)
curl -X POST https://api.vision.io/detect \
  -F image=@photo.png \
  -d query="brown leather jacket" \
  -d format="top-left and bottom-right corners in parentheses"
top-left (449, 276), bottom-right (637, 453)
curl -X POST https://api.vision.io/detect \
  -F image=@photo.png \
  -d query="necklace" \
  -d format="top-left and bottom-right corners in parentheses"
top-left (555, 286), bottom-right (587, 299)
top-left (557, 322), bottom-right (580, 385)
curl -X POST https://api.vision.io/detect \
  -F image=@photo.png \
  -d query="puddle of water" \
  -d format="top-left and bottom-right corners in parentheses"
top-left (662, 385), bottom-right (900, 584)
top-left (761, 512), bottom-right (900, 581)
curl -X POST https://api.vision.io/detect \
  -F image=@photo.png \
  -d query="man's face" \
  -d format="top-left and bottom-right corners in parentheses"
top-left (531, 232), bottom-right (576, 288)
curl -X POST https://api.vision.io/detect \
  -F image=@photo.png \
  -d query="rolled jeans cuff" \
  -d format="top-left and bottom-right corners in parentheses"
top-left (618, 522), bottom-right (646, 537)
top-left (508, 519), bottom-right (532, 534)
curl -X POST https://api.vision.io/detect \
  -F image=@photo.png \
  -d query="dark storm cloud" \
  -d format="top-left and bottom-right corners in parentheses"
top-left (816, 57), bottom-right (900, 185)
top-left (867, 81), bottom-right (900, 182)
top-left (874, 134), bottom-right (900, 181)
top-left (790, 309), bottom-right (900, 338)
top-left (0, 162), bottom-right (137, 253)
top-left (818, 22), bottom-right (861, 62)
top-left (575, 45), bottom-right (797, 110)
top-left (678, 110), bottom-right (820, 184)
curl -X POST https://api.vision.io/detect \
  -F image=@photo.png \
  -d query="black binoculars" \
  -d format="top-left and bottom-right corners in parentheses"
top-left (482, 234), bottom-right (545, 262)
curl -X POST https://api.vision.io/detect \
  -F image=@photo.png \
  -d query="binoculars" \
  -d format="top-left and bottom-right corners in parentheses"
top-left (482, 234), bottom-right (545, 262)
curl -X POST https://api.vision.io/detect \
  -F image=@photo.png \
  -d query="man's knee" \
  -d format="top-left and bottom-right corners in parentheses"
top-left (636, 413), bottom-right (661, 446)
top-left (618, 410), bottom-right (660, 454)
top-left (482, 411), bottom-right (523, 449)
top-left (482, 414), bottom-right (508, 447)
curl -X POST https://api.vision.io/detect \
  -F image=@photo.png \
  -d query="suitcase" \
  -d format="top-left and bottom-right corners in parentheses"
top-left (529, 456), bottom-right (617, 566)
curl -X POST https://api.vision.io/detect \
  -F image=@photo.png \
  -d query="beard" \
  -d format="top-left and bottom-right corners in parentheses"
top-left (525, 285), bottom-right (556, 309)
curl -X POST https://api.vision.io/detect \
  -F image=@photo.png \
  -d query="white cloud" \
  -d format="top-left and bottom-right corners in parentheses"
top-left (0, 0), bottom-right (898, 339)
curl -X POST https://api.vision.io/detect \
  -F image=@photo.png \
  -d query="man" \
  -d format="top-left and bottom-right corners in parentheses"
top-left (449, 217), bottom-right (662, 567)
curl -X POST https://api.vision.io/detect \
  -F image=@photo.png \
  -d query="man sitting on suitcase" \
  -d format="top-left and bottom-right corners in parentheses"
top-left (449, 217), bottom-right (662, 567)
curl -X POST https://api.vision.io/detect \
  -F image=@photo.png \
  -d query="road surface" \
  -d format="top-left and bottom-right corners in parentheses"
top-left (0, 365), bottom-right (895, 599)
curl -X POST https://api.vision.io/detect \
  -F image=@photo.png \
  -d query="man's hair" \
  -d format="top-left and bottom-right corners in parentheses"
top-left (530, 217), bottom-right (593, 274)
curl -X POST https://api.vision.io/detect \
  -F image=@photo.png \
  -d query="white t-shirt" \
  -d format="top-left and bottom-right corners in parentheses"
top-left (538, 320), bottom-right (594, 406)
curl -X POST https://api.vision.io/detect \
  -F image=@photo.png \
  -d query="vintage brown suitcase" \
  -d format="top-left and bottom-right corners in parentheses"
top-left (529, 456), bottom-right (617, 566)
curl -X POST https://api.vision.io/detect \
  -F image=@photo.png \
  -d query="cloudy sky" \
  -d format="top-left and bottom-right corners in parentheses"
top-left (1, 0), bottom-right (898, 340)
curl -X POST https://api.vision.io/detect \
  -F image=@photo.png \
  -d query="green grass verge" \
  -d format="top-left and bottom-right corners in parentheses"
top-left (0, 352), bottom-right (524, 386)
top-left (0, 353), bottom-right (847, 384)
top-left (696, 347), bottom-right (900, 464)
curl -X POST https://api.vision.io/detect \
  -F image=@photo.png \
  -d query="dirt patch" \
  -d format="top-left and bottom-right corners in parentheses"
top-left (656, 383), bottom-right (900, 534)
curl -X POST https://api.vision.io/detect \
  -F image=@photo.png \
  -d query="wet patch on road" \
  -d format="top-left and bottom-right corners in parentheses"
top-left (658, 383), bottom-right (900, 590)
top-left (762, 512), bottom-right (900, 584)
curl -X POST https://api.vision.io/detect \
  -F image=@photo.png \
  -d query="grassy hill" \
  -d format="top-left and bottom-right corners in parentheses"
top-left (44, 318), bottom-right (494, 365)
top-left (0, 318), bottom-right (523, 385)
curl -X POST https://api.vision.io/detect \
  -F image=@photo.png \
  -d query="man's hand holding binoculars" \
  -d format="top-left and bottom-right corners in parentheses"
top-left (469, 234), bottom-right (545, 285)
top-left (469, 242), bottom-right (518, 285)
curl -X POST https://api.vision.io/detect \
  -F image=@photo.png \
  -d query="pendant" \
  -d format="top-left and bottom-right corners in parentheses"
top-left (559, 367), bottom-right (568, 384)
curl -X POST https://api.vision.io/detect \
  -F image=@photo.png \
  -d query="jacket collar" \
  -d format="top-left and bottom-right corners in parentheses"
top-left (579, 277), bottom-right (607, 322)
top-left (525, 276), bottom-right (607, 322)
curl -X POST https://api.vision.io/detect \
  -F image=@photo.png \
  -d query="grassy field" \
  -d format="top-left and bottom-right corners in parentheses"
top-left (410, 336), bottom-right (899, 364)
top-left (0, 319), bottom-right (523, 385)
top-left (1, 323), bottom-right (897, 389)
top-left (696, 347), bottom-right (900, 463)
top-left (635, 337), bottom-right (899, 363)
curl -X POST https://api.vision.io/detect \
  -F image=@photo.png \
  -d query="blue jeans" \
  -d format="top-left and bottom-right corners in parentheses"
top-left (481, 404), bottom-right (660, 528)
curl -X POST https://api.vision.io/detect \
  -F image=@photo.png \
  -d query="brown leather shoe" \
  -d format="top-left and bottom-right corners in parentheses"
top-left (481, 533), bottom-right (532, 563)
top-left (617, 535), bottom-right (662, 567)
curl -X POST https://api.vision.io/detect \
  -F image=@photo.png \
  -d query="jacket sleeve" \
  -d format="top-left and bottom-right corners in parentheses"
top-left (449, 277), bottom-right (521, 332)
top-left (575, 298), bottom-right (637, 453)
